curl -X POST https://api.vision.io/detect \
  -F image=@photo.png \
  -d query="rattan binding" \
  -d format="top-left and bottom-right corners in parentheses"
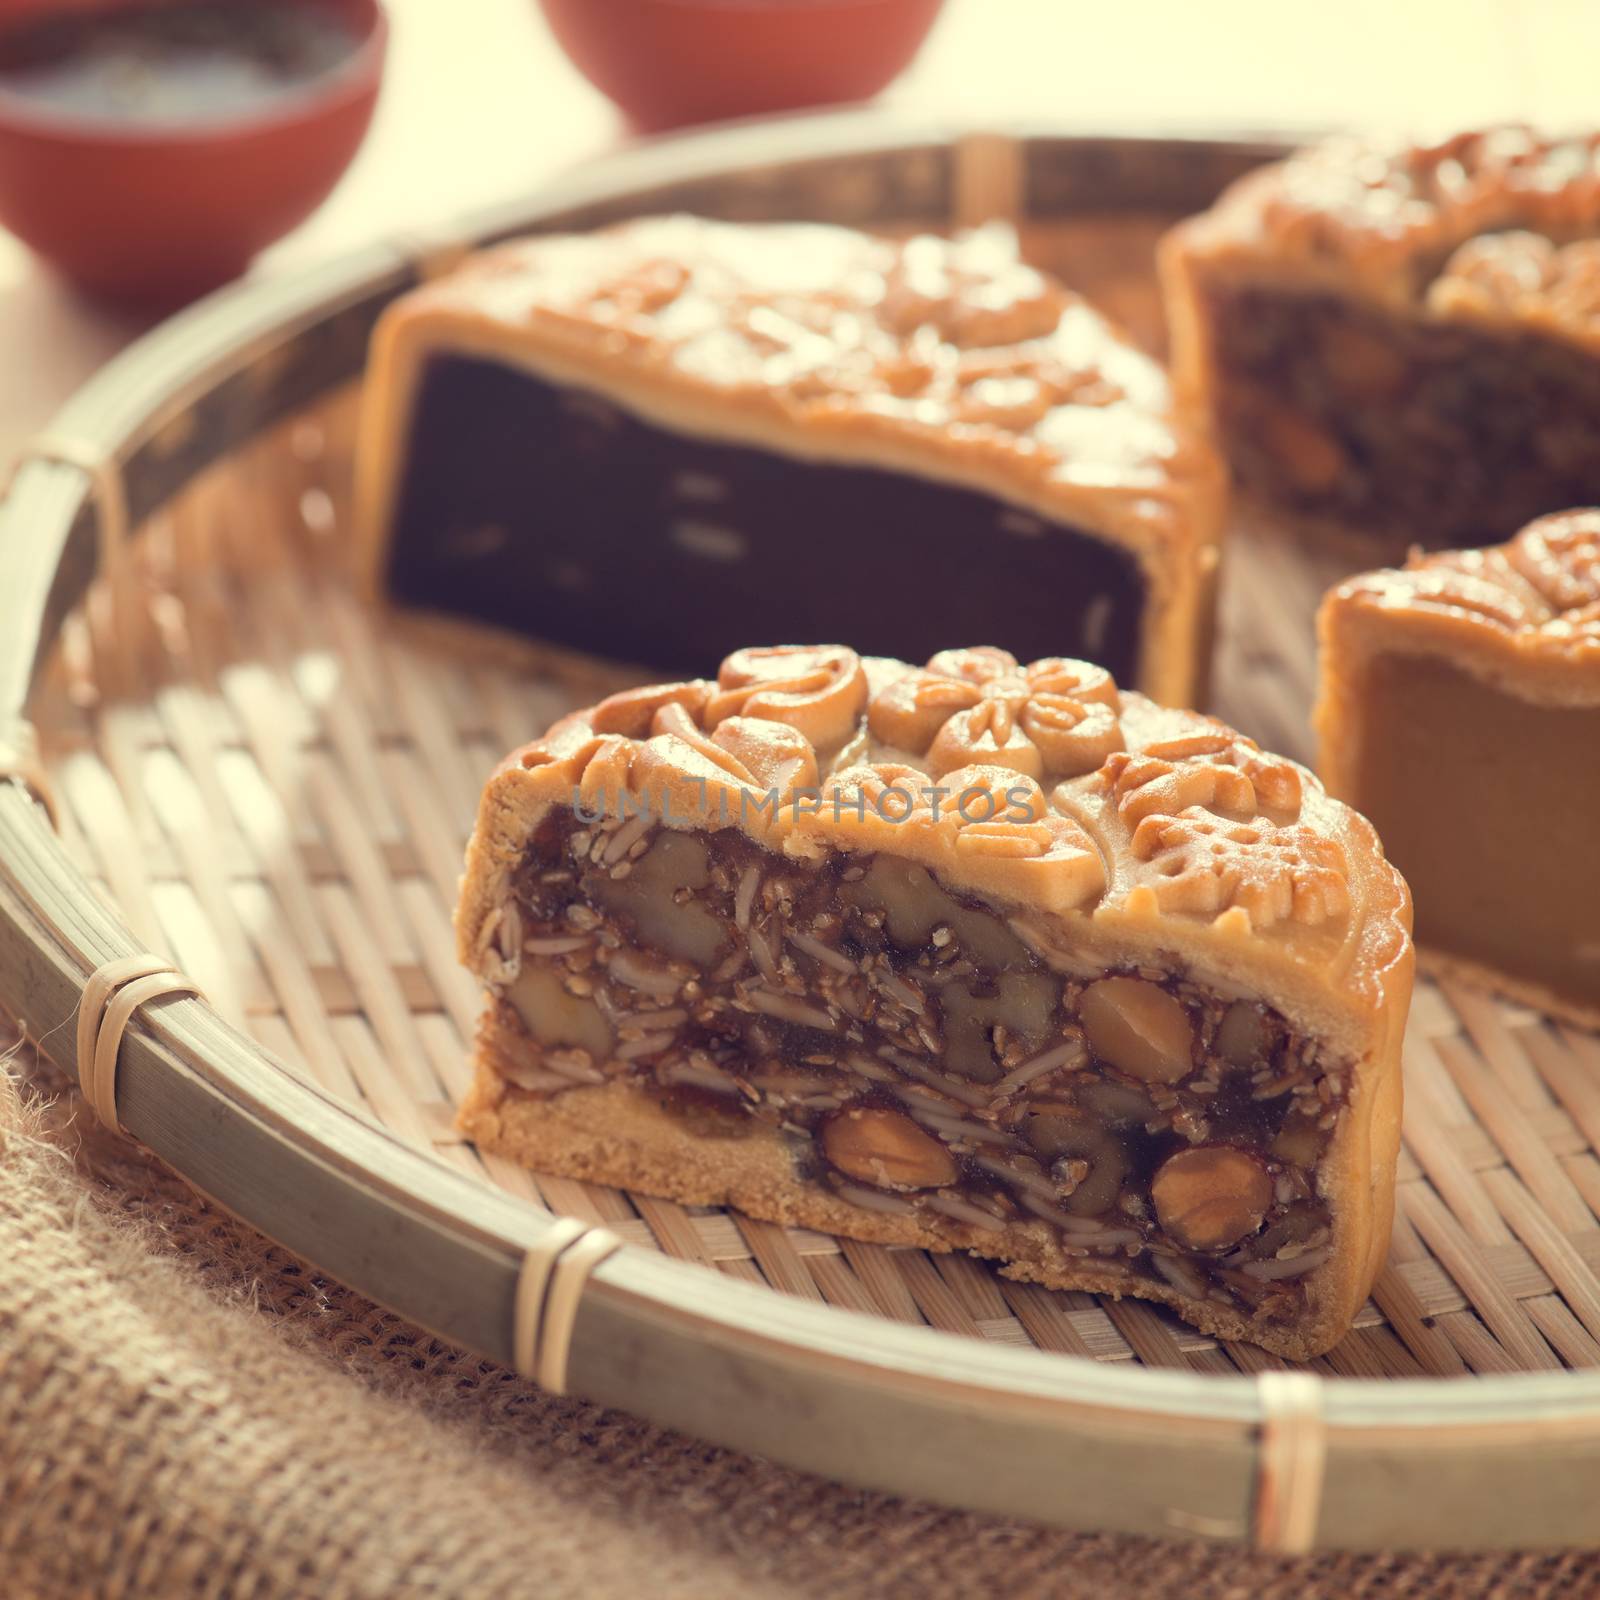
top-left (514, 1220), bottom-right (624, 1395)
top-left (76, 955), bottom-right (202, 1135)
top-left (14, 432), bottom-right (131, 569)
top-left (1253, 1371), bottom-right (1327, 1553)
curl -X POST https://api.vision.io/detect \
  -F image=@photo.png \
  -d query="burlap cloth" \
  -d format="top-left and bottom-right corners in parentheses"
top-left (1, 1028), bottom-right (1595, 1600)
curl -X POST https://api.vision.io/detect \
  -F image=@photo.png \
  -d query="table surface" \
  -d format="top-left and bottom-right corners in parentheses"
top-left (1, 0), bottom-right (1596, 462)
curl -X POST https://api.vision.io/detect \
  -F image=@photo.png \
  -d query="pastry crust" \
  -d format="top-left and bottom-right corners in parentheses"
top-left (1317, 512), bottom-right (1600, 1029)
top-left (1317, 509), bottom-right (1600, 706)
top-left (356, 216), bottom-right (1225, 706)
top-left (458, 644), bottom-right (1413, 1359)
top-left (1164, 125), bottom-right (1600, 337)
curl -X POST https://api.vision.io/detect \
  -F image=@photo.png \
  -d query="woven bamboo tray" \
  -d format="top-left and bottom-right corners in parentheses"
top-left (3, 111), bottom-right (1600, 1554)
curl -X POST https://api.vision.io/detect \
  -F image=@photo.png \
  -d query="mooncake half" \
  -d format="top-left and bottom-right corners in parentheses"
top-left (456, 643), bottom-right (1413, 1359)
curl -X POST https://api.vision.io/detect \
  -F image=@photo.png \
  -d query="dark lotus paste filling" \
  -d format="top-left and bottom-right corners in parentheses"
top-left (1205, 283), bottom-right (1600, 547)
top-left (484, 810), bottom-right (1348, 1326)
top-left (385, 354), bottom-right (1148, 680)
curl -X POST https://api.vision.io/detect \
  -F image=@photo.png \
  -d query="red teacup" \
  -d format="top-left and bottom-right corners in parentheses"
top-left (0, 0), bottom-right (386, 303)
top-left (539, 0), bottom-right (945, 133)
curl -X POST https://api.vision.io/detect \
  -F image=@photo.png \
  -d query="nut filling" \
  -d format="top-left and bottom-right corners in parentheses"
top-left (1204, 279), bottom-right (1600, 547)
top-left (481, 810), bottom-right (1351, 1328)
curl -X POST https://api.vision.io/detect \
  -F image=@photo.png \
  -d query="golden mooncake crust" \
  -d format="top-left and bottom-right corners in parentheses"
top-left (1166, 126), bottom-right (1600, 326)
top-left (461, 643), bottom-right (1412, 1041)
top-left (1319, 510), bottom-right (1600, 705)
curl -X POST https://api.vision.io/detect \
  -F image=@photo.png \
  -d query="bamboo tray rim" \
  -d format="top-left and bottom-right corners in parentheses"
top-left (4, 108), bottom-right (1600, 1551)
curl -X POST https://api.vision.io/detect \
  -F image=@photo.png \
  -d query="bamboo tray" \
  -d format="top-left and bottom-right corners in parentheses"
top-left (3, 112), bottom-right (1600, 1555)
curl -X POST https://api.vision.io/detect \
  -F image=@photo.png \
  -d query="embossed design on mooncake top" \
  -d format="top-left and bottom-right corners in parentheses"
top-left (481, 642), bottom-right (1408, 998)
top-left (582, 255), bottom-right (693, 320)
top-left (1373, 565), bottom-right (1533, 631)
top-left (648, 700), bottom-right (819, 793)
top-left (1427, 231), bottom-right (1600, 343)
top-left (811, 760), bottom-right (1107, 912)
top-left (515, 677), bottom-right (822, 838)
top-left (418, 215), bottom-right (1214, 529)
top-left (869, 647), bottom-right (1123, 781)
top-left (1188, 126), bottom-right (1600, 306)
top-left (877, 227), bottom-right (1070, 349)
top-left (704, 644), bottom-right (868, 750)
top-left (589, 679), bottom-right (713, 739)
top-left (1505, 510), bottom-right (1600, 628)
top-left (1131, 808), bottom-right (1352, 930)
top-left (821, 762), bottom-right (1078, 856)
top-left (514, 646), bottom-right (870, 819)
top-left (1097, 731), bottom-right (1303, 827)
top-left (1335, 510), bottom-right (1600, 651)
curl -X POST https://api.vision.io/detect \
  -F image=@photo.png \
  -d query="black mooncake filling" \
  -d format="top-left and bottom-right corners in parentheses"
top-left (384, 354), bottom-right (1148, 680)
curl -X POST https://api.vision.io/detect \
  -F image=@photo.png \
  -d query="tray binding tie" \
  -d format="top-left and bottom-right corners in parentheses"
top-left (76, 954), bottom-right (202, 1135)
top-left (1253, 1370), bottom-right (1327, 1554)
top-left (11, 432), bottom-right (131, 571)
top-left (513, 1218), bottom-right (624, 1395)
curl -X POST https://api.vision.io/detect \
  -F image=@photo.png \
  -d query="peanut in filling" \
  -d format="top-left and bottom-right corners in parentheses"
top-left (482, 810), bottom-right (1349, 1324)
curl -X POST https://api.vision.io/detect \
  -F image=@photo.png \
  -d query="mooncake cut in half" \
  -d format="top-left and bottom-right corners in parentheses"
top-left (356, 216), bottom-right (1225, 706)
top-left (1318, 511), bottom-right (1600, 1027)
top-left (457, 643), bottom-right (1413, 1359)
top-left (1163, 125), bottom-right (1600, 548)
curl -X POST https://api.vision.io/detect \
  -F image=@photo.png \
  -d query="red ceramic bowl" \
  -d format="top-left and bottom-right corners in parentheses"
top-left (0, 0), bottom-right (386, 303)
top-left (539, 0), bottom-right (945, 133)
